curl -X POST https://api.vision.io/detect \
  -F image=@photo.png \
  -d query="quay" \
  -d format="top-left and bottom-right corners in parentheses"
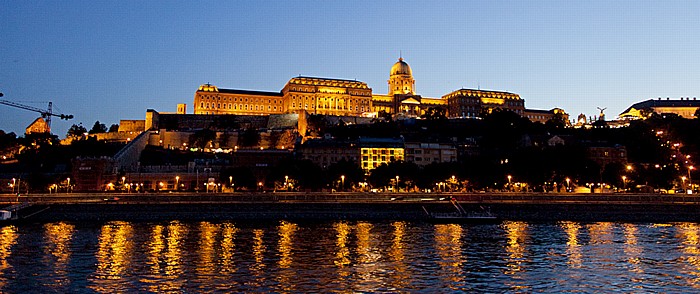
top-left (1, 192), bottom-right (700, 223)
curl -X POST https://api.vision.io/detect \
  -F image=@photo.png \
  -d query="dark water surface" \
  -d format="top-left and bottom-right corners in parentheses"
top-left (0, 220), bottom-right (699, 293)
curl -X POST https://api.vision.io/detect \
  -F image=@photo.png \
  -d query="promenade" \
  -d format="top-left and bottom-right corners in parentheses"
top-left (1, 191), bottom-right (699, 205)
top-left (2, 192), bottom-right (700, 223)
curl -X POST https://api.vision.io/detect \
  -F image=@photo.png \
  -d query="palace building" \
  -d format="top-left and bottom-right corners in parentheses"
top-left (193, 58), bottom-right (554, 120)
top-left (619, 98), bottom-right (700, 120)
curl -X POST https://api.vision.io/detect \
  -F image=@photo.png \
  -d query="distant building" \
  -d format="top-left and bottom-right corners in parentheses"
top-left (586, 145), bottom-right (627, 168)
top-left (620, 98), bottom-right (700, 119)
top-left (523, 108), bottom-right (569, 124)
top-left (25, 117), bottom-right (50, 134)
top-left (190, 58), bottom-right (560, 121)
top-left (71, 157), bottom-right (115, 192)
top-left (297, 139), bottom-right (359, 169)
top-left (404, 142), bottom-right (457, 166)
top-left (444, 89), bottom-right (525, 118)
top-left (359, 138), bottom-right (405, 171)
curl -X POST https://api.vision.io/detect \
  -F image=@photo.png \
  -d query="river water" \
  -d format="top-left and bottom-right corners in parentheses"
top-left (0, 220), bottom-right (699, 293)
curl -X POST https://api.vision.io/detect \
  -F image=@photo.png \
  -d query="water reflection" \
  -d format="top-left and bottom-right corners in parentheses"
top-left (389, 221), bottom-right (409, 290)
top-left (4, 221), bottom-right (700, 292)
top-left (622, 223), bottom-right (643, 276)
top-left (677, 222), bottom-right (700, 288)
top-left (0, 226), bottom-right (17, 289)
top-left (196, 222), bottom-right (218, 282)
top-left (503, 221), bottom-right (529, 292)
top-left (219, 223), bottom-right (238, 275)
top-left (355, 222), bottom-right (384, 291)
top-left (560, 221), bottom-right (582, 268)
top-left (434, 224), bottom-right (464, 287)
top-left (277, 221), bottom-right (298, 292)
top-left (250, 228), bottom-right (266, 287)
top-left (142, 224), bottom-right (165, 292)
top-left (90, 221), bottom-right (134, 293)
top-left (42, 222), bottom-right (75, 288)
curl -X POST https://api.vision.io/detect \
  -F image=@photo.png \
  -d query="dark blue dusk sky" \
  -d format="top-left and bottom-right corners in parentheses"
top-left (2, 1), bottom-right (700, 136)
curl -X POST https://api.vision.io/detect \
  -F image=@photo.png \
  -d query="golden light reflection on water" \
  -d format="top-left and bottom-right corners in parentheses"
top-left (434, 224), bottom-right (464, 285)
top-left (90, 222), bottom-right (134, 293)
top-left (249, 228), bottom-right (268, 289)
top-left (0, 226), bottom-right (18, 289)
top-left (196, 222), bottom-right (218, 279)
top-left (277, 221), bottom-right (298, 292)
top-left (622, 223), bottom-right (643, 277)
top-left (355, 222), bottom-right (385, 290)
top-left (334, 222), bottom-right (351, 267)
top-left (503, 221), bottom-right (529, 292)
top-left (219, 223), bottom-right (238, 275)
top-left (503, 221), bottom-right (528, 275)
top-left (390, 221), bottom-right (409, 290)
top-left (559, 221), bottom-right (582, 268)
top-left (676, 222), bottom-right (700, 288)
top-left (587, 222), bottom-right (614, 245)
top-left (142, 224), bottom-right (164, 292)
top-left (140, 221), bottom-right (188, 293)
top-left (43, 222), bottom-right (75, 287)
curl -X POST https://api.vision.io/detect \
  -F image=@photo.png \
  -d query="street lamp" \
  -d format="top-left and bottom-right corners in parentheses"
top-left (67, 178), bottom-right (71, 193)
top-left (682, 176), bottom-right (687, 189)
top-left (341, 175), bottom-right (345, 191)
top-left (689, 166), bottom-right (695, 193)
top-left (229, 176), bottom-right (233, 191)
top-left (395, 176), bottom-right (399, 192)
top-left (621, 176), bottom-right (627, 191)
top-left (626, 165), bottom-right (633, 171)
top-left (566, 178), bottom-right (570, 192)
top-left (175, 176), bottom-right (180, 191)
top-left (11, 178), bottom-right (15, 194)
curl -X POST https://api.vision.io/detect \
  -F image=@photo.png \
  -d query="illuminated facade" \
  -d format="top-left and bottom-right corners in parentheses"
top-left (445, 89), bottom-right (525, 118)
top-left (523, 108), bottom-right (569, 124)
top-left (619, 98), bottom-right (700, 120)
top-left (359, 138), bottom-right (404, 171)
top-left (192, 58), bottom-right (549, 121)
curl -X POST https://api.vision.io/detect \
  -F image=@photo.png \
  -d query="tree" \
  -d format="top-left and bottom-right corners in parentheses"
top-left (108, 124), bottom-right (119, 132)
top-left (189, 128), bottom-right (217, 149)
top-left (420, 107), bottom-right (447, 121)
top-left (239, 128), bottom-right (260, 148)
top-left (67, 123), bottom-right (87, 138)
top-left (88, 121), bottom-right (107, 134)
top-left (544, 112), bottom-right (567, 130)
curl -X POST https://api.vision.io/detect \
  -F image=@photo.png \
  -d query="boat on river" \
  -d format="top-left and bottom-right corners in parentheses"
top-left (423, 198), bottom-right (498, 223)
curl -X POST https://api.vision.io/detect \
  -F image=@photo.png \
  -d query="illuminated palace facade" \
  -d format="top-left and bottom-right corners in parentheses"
top-left (193, 58), bottom-right (529, 118)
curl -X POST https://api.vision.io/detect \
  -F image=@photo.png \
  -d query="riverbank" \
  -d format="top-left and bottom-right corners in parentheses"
top-left (12, 202), bottom-right (700, 223)
top-left (3, 192), bottom-right (700, 223)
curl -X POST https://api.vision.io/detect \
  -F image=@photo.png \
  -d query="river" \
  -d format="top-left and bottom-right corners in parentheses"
top-left (0, 220), bottom-right (699, 292)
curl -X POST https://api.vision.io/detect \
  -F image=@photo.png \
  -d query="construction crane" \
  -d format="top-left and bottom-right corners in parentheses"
top-left (0, 92), bottom-right (74, 132)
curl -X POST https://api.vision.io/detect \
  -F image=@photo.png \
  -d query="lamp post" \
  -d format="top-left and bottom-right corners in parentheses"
top-left (67, 178), bottom-right (71, 193)
top-left (175, 176), bottom-right (180, 191)
top-left (341, 175), bottom-right (345, 191)
top-left (395, 176), bottom-right (399, 192)
top-left (566, 178), bottom-right (570, 192)
top-left (285, 175), bottom-right (289, 190)
top-left (11, 178), bottom-right (15, 194)
top-left (229, 176), bottom-right (233, 192)
top-left (682, 176), bottom-right (687, 189)
top-left (622, 176), bottom-right (627, 191)
top-left (689, 166), bottom-right (695, 193)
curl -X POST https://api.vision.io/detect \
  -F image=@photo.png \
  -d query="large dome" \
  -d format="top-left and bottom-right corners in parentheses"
top-left (390, 57), bottom-right (412, 76)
